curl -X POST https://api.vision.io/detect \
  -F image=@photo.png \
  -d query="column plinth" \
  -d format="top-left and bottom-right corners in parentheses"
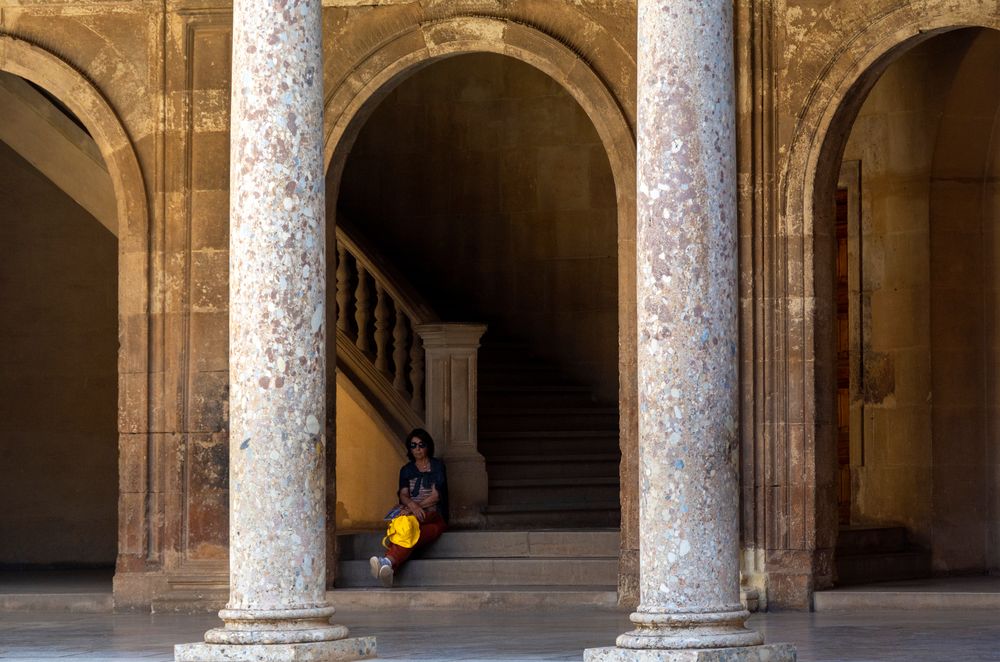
top-left (175, 0), bottom-right (373, 659)
top-left (586, 1), bottom-right (791, 660)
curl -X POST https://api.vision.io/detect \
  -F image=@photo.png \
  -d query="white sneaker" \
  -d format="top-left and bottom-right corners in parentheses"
top-left (377, 559), bottom-right (394, 588)
top-left (369, 556), bottom-right (394, 587)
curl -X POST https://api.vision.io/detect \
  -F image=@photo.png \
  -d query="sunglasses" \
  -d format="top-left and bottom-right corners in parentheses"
top-left (408, 441), bottom-right (427, 449)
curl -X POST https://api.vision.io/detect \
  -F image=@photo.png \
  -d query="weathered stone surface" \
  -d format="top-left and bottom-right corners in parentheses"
top-left (585, 644), bottom-right (795, 662)
top-left (175, 637), bottom-right (376, 662)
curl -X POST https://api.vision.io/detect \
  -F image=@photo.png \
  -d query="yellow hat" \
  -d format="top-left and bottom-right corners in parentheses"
top-left (383, 514), bottom-right (421, 549)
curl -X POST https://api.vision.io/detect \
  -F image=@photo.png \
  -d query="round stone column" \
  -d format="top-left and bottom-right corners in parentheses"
top-left (587, 1), bottom-right (792, 659)
top-left (175, 0), bottom-right (373, 659)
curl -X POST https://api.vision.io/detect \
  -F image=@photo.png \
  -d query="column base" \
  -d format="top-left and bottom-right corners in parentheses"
top-left (584, 643), bottom-right (796, 662)
top-left (174, 636), bottom-right (376, 662)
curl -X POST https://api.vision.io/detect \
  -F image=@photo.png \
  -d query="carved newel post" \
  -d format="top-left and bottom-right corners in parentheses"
top-left (585, 1), bottom-right (793, 660)
top-left (414, 323), bottom-right (488, 528)
top-left (175, 0), bottom-right (374, 659)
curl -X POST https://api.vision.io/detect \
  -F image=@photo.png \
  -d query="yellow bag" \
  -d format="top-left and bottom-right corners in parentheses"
top-left (383, 514), bottom-right (421, 549)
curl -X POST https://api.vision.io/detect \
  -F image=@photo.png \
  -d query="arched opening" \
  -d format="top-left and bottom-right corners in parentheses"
top-left (814, 26), bottom-right (1000, 589)
top-left (0, 71), bottom-right (118, 586)
top-left (0, 36), bottom-right (148, 604)
top-left (324, 41), bottom-right (631, 594)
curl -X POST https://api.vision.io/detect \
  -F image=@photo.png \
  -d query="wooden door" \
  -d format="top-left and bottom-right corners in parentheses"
top-left (835, 187), bottom-right (851, 525)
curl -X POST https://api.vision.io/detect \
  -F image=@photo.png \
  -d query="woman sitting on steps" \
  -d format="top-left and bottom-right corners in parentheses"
top-left (370, 427), bottom-right (449, 587)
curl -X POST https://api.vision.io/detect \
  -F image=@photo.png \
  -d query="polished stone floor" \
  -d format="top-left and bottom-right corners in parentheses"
top-left (2, 607), bottom-right (1000, 661)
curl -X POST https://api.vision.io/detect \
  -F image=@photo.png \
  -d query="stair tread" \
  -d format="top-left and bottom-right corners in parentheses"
top-left (480, 430), bottom-right (619, 438)
top-left (486, 502), bottom-right (620, 512)
top-left (838, 549), bottom-right (931, 558)
top-left (488, 453), bottom-right (620, 462)
top-left (490, 477), bottom-right (619, 487)
top-left (480, 406), bottom-right (618, 413)
top-left (481, 384), bottom-right (592, 392)
top-left (333, 585), bottom-right (616, 591)
top-left (342, 556), bottom-right (617, 563)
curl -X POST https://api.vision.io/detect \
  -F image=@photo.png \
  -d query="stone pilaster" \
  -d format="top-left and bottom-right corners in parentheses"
top-left (415, 323), bottom-right (488, 528)
top-left (586, 1), bottom-right (792, 660)
top-left (175, 0), bottom-right (373, 660)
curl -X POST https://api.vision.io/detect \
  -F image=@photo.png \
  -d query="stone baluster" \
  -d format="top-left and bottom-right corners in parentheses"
top-left (409, 331), bottom-right (424, 414)
top-left (584, 1), bottom-right (791, 660)
top-left (374, 283), bottom-right (390, 373)
top-left (392, 301), bottom-right (409, 393)
top-left (174, 0), bottom-right (374, 659)
top-left (335, 243), bottom-right (350, 334)
top-left (354, 264), bottom-right (371, 353)
top-left (414, 323), bottom-right (487, 528)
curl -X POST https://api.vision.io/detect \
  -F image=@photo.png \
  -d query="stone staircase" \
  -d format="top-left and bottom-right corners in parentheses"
top-left (477, 337), bottom-right (621, 529)
top-left (835, 525), bottom-right (932, 586)
top-left (334, 529), bottom-right (619, 608)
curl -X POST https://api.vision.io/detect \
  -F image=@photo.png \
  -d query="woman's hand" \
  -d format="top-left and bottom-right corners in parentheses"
top-left (407, 502), bottom-right (427, 522)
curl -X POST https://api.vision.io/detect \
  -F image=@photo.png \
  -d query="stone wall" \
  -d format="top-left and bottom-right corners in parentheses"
top-left (838, 27), bottom-right (1000, 575)
top-left (839, 32), bottom-right (967, 549)
top-left (0, 141), bottom-right (118, 566)
top-left (334, 379), bottom-right (407, 530)
top-left (336, 53), bottom-right (619, 403)
top-left (746, 0), bottom-right (1000, 607)
top-left (927, 28), bottom-right (1000, 574)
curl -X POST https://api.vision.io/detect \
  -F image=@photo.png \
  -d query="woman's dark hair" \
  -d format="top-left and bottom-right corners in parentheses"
top-left (404, 427), bottom-right (435, 462)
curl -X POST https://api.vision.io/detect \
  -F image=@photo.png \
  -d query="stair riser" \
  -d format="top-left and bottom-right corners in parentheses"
top-left (487, 461), bottom-right (620, 480)
top-left (338, 531), bottom-right (621, 560)
top-left (479, 439), bottom-right (618, 462)
top-left (480, 414), bottom-right (618, 431)
top-left (478, 376), bottom-right (577, 389)
top-left (480, 439), bottom-right (619, 456)
top-left (485, 510), bottom-right (621, 529)
top-left (837, 527), bottom-right (908, 555)
top-left (335, 558), bottom-right (618, 588)
top-left (835, 553), bottom-right (932, 586)
top-left (488, 484), bottom-right (620, 505)
top-left (481, 393), bottom-right (598, 407)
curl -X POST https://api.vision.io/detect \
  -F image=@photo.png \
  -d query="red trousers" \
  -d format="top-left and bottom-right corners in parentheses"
top-left (385, 511), bottom-right (446, 568)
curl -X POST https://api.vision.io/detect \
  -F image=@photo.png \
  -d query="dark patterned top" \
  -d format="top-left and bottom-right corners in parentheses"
top-left (398, 457), bottom-right (449, 523)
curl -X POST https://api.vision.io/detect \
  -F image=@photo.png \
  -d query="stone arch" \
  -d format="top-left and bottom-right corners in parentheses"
top-left (0, 34), bottom-right (150, 559)
top-left (776, 2), bottom-right (1000, 601)
top-left (321, 16), bottom-right (638, 600)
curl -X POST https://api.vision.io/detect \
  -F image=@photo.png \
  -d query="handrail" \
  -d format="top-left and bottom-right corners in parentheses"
top-left (335, 215), bottom-right (438, 324)
top-left (333, 216), bottom-right (437, 432)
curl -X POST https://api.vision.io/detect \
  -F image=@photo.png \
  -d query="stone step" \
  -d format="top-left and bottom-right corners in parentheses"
top-left (335, 557), bottom-right (618, 588)
top-left (0, 592), bottom-right (113, 612)
top-left (484, 503), bottom-right (621, 529)
top-left (327, 587), bottom-right (619, 610)
top-left (835, 550), bottom-right (932, 586)
top-left (337, 529), bottom-right (620, 561)
top-left (488, 477), bottom-right (620, 505)
top-left (480, 384), bottom-right (597, 406)
top-left (479, 432), bottom-right (620, 457)
top-left (487, 454), bottom-right (620, 480)
top-left (479, 407), bottom-right (618, 428)
top-left (481, 393), bottom-right (598, 408)
top-left (836, 526), bottom-right (908, 555)
top-left (813, 577), bottom-right (1000, 611)
top-left (478, 372), bottom-right (576, 388)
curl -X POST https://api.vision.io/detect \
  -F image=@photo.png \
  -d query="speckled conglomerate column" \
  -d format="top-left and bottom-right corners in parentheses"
top-left (176, 0), bottom-right (373, 659)
top-left (587, 1), bottom-right (791, 660)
